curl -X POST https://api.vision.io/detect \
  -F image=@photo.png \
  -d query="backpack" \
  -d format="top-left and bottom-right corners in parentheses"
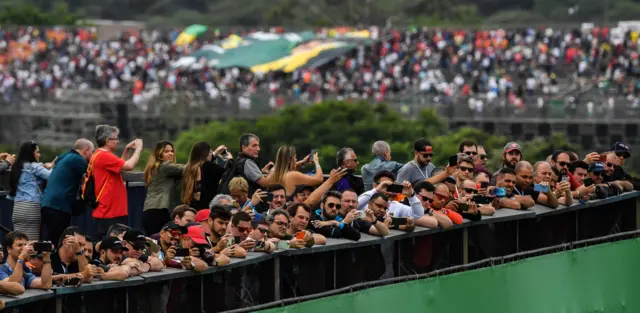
top-left (217, 156), bottom-right (248, 195)
top-left (81, 150), bottom-right (109, 209)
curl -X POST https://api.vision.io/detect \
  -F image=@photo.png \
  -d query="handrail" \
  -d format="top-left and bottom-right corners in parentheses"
top-left (0, 191), bottom-right (637, 311)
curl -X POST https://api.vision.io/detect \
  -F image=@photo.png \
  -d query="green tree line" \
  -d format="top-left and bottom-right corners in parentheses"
top-left (1, 101), bottom-right (638, 175)
top-left (4, 0), bottom-right (640, 27)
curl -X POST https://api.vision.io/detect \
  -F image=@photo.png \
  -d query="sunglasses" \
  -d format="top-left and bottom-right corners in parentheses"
top-left (236, 226), bottom-right (250, 233)
top-left (606, 163), bottom-right (617, 168)
top-left (464, 151), bottom-right (478, 156)
top-left (435, 193), bottom-right (450, 200)
top-left (615, 152), bottom-right (627, 158)
top-left (371, 202), bottom-right (389, 210)
top-left (258, 228), bottom-right (270, 235)
top-left (479, 154), bottom-right (488, 160)
top-left (420, 153), bottom-right (433, 158)
top-left (419, 195), bottom-right (434, 202)
top-left (557, 161), bottom-right (570, 167)
top-left (274, 221), bottom-right (290, 228)
top-left (345, 158), bottom-right (358, 163)
top-left (459, 166), bottom-right (474, 173)
top-left (326, 203), bottom-right (342, 210)
top-left (463, 188), bottom-right (478, 194)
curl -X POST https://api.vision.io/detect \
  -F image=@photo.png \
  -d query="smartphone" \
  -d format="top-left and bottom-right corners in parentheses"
top-left (255, 240), bottom-right (265, 249)
top-left (295, 231), bottom-right (305, 240)
top-left (233, 236), bottom-right (242, 244)
top-left (584, 178), bottom-right (594, 187)
top-left (175, 248), bottom-right (190, 257)
top-left (357, 211), bottom-right (367, 219)
top-left (277, 241), bottom-right (290, 250)
top-left (33, 242), bottom-right (53, 252)
top-left (494, 187), bottom-right (507, 198)
top-left (308, 149), bottom-right (317, 160)
top-left (226, 237), bottom-right (236, 247)
top-left (472, 195), bottom-right (492, 204)
top-left (220, 149), bottom-right (227, 156)
top-left (480, 182), bottom-right (489, 189)
top-left (599, 154), bottom-right (607, 162)
top-left (386, 184), bottom-right (404, 193)
top-left (458, 203), bottom-right (469, 211)
top-left (391, 217), bottom-right (408, 227)
top-left (64, 277), bottom-right (82, 287)
top-left (448, 154), bottom-right (458, 167)
top-left (533, 183), bottom-right (549, 193)
top-left (561, 175), bottom-right (569, 182)
top-left (261, 192), bottom-right (274, 202)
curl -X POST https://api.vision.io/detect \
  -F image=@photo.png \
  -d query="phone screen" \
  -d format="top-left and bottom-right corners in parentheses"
top-left (533, 184), bottom-right (549, 193)
top-left (391, 217), bottom-right (408, 227)
top-left (584, 178), bottom-right (594, 187)
top-left (175, 248), bottom-right (189, 257)
top-left (386, 184), bottom-right (404, 193)
top-left (561, 175), bottom-right (569, 182)
top-left (261, 192), bottom-right (274, 202)
top-left (448, 154), bottom-right (458, 167)
top-left (480, 182), bottom-right (489, 189)
top-left (33, 242), bottom-right (53, 252)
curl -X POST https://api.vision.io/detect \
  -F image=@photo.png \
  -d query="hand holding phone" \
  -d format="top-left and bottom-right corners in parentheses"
top-left (533, 183), bottom-right (549, 193)
top-left (584, 178), bottom-right (594, 187)
top-left (386, 184), bottom-right (404, 194)
top-left (33, 242), bottom-right (53, 252)
top-left (175, 248), bottom-right (190, 257)
top-left (391, 217), bottom-right (408, 227)
top-left (448, 154), bottom-right (458, 167)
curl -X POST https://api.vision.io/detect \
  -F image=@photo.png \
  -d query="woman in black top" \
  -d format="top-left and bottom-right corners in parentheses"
top-left (181, 142), bottom-right (229, 210)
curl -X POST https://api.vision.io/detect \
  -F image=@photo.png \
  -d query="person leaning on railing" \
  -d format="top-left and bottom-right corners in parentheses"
top-left (142, 140), bottom-right (185, 235)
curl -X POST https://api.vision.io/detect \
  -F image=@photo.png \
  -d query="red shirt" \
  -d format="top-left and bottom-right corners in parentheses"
top-left (92, 149), bottom-right (127, 219)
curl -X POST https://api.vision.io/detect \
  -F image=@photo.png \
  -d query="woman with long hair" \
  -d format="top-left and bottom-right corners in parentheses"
top-left (142, 141), bottom-right (185, 234)
top-left (270, 145), bottom-right (324, 196)
top-left (182, 141), bottom-right (228, 210)
top-left (9, 141), bottom-right (54, 241)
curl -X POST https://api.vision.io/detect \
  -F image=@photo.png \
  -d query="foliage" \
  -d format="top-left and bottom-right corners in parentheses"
top-left (172, 101), bottom-right (597, 174)
top-left (0, 2), bottom-right (84, 26)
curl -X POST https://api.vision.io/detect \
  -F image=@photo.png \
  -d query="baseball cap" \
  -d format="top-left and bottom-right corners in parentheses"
top-left (123, 229), bottom-right (149, 250)
top-left (184, 225), bottom-right (209, 246)
top-left (100, 237), bottom-right (129, 251)
top-left (161, 221), bottom-right (187, 234)
top-left (589, 162), bottom-right (605, 173)
top-left (504, 142), bottom-right (522, 153)
top-left (611, 142), bottom-right (631, 158)
top-left (294, 185), bottom-right (313, 196)
top-left (195, 209), bottom-right (210, 223)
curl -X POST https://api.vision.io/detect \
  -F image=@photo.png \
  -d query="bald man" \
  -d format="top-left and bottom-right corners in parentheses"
top-left (514, 161), bottom-right (558, 209)
top-left (41, 139), bottom-right (95, 243)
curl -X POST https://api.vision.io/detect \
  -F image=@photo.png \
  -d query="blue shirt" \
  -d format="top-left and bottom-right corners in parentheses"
top-left (10, 162), bottom-right (51, 203)
top-left (0, 263), bottom-right (37, 288)
top-left (361, 156), bottom-right (403, 191)
top-left (41, 150), bottom-right (88, 213)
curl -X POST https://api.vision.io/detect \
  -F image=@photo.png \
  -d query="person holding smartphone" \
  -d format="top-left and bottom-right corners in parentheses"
top-left (513, 161), bottom-right (558, 209)
top-left (333, 147), bottom-right (365, 195)
top-left (0, 231), bottom-right (52, 290)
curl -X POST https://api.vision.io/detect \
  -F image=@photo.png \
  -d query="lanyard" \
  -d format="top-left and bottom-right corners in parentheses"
top-left (412, 161), bottom-right (428, 179)
top-left (513, 187), bottom-right (522, 196)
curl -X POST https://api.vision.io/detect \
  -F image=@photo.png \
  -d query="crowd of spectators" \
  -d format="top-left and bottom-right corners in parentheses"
top-left (3, 25), bottom-right (640, 112)
top-left (0, 123), bottom-right (638, 310)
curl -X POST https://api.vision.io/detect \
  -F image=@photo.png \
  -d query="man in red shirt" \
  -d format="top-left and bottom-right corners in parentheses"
top-left (92, 125), bottom-right (143, 239)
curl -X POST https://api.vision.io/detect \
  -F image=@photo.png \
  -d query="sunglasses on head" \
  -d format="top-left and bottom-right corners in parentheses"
top-left (326, 203), bottom-right (342, 210)
top-left (463, 188), bottom-right (478, 194)
top-left (464, 151), bottom-right (478, 156)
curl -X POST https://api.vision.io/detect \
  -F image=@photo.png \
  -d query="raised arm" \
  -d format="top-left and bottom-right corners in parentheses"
top-left (122, 139), bottom-right (143, 171)
top-left (305, 168), bottom-right (347, 208)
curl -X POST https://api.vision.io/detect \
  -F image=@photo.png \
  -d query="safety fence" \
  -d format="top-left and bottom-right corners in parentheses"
top-left (0, 186), bottom-right (637, 313)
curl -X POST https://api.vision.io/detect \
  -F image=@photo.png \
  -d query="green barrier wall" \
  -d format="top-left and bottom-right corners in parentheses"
top-left (261, 238), bottom-right (640, 313)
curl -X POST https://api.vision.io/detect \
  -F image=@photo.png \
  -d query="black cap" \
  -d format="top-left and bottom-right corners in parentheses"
top-left (294, 184), bottom-right (313, 195)
top-left (122, 229), bottom-right (149, 250)
top-left (100, 237), bottom-right (129, 251)
top-left (611, 142), bottom-right (631, 158)
top-left (161, 221), bottom-right (187, 234)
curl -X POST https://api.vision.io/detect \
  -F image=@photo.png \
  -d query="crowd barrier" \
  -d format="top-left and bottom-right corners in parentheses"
top-left (0, 182), bottom-right (638, 312)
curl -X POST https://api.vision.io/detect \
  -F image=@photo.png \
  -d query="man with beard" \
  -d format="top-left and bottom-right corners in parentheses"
top-left (206, 206), bottom-right (246, 259)
top-left (492, 168), bottom-right (525, 210)
top-left (338, 189), bottom-right (390, 236)
top-left (396, 139), bottom-right (436, 185)
top-left (91, 237), bottom-right (139, 281)
top-left (550, 151), bottom-right (580, 190)
top-left (491, 142), bottom-right (522, 185)
top-left (514, 161), bottom-right (558, 208)
top-left (310, 191), bottom-right (361, 241)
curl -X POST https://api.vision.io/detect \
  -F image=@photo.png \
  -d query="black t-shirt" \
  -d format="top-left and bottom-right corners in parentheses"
top-left (518, 187), bottom-right (541, 202)
top-left (191, 161), bottom-right (225, 210)
top-left (50, 251), bottom-right (80, 275)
